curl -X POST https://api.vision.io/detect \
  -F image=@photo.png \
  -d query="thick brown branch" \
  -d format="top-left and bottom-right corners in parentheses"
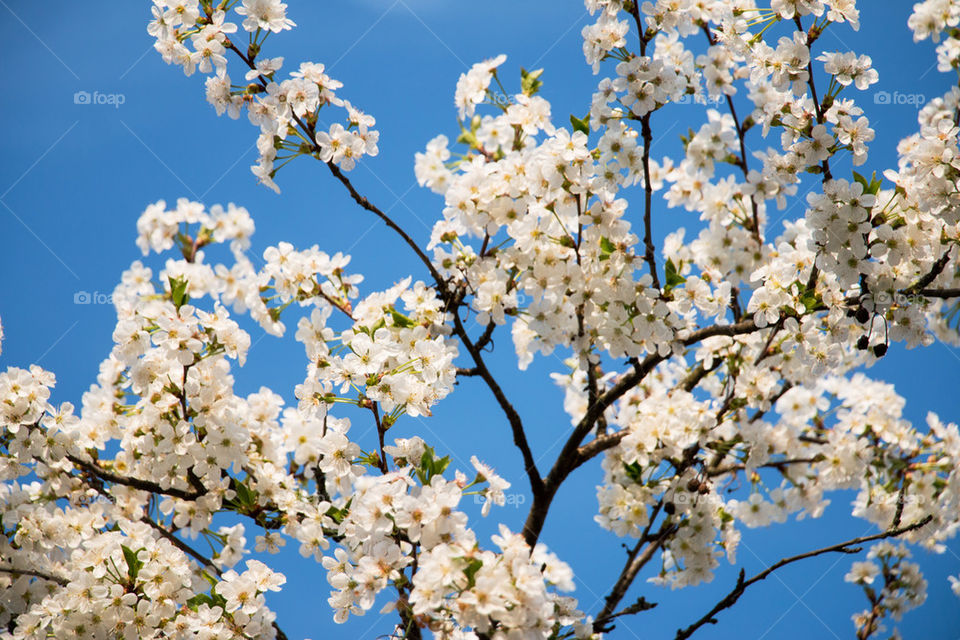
top-left (640, 112), bottom-right (661, 290)
top-left (522, 318), bottom-right (762, 545)
top-left (67, 454), bottom-right (202, 501)
top-left (918, 287), bottom-right (960, 298)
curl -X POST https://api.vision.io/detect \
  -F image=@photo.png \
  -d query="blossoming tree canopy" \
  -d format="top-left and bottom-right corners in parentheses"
top-left (4, 0), bottom-right (960, 639)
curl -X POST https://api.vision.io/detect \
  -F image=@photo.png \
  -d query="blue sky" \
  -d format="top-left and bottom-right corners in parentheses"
top-left (1, 1), bottom-right (959, 638)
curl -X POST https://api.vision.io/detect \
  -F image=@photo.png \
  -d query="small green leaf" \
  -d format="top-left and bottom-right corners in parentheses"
top-left (623, 461), bottom-right (644, 484)
top-left (201, 571), bottom-right (219, 590)
top-left (390, 308), bottom-right (416, 329)
top-left (853, 170), bottom-right (883, 196)
top-left (664, 258), bottom-right (686, 292)
top-left (187, 593), bottom-right (215, 611)
top-left (228, 478), bottom-right (257, 510)
top-left (570, 113), bottom-right (590, 136)
top-left (520, 67), bottom-right (544, 96)
top-left (797, 285), bottom-right (822, 313)
top-left (852, 171), bottom-right (869, 191)
top-left (463, 558), bottom-right (484, 589)
top-left (457, 129), bottom-right (478, 148)
top-left (168, 276), bottom-right (190, 310)
top-left (416, 445), bottom-right (451, 484)
top-left (121, 545), bottom-right (144, 581)
top-left (326, 503), bottom-right (350, 525)
top-left (599, 236), bottom-right (616, 258)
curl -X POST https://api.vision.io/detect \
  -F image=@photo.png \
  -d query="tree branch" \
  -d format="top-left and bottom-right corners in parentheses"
top-left (141, 516), bottom-right (221, 575)
top-left (918, 287), bottom-right (960, 298)
top-left (0, 566), bottom-right (68, 587)
top-left (141, 516), bottom-right (290, 640)
top-left (674, 516), bottom-right (933, 640)
top-left (702, 24), bottom-right (762, 245)
top-left (451, 307), bottom-right (543, 500)
top-left (226, 41), bottom-right (450, 302)
top-left (594, 521), bottom-right (674, 632)
top-left (67, 454), bottom-right (203, 501)
top-left (522, 318), bottom-right (763, 545)
top-left (906, 250), bottom-right (953, 294)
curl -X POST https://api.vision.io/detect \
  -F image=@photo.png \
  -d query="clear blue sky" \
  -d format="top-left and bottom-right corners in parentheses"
top-left (0, 1), bottom-right (958, 638)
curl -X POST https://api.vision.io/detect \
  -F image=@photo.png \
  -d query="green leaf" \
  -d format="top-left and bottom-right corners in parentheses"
top-left (201, 571), bottom-right (219, 590)
top-left (520, 67), bottom-right (544, 96)
top-left (852, 170), bottom-right (883, 196)
top-left (664, 258), bottom-right (686, 292)
top-left (121, 545), bottom-right (144, 581)
top-left (326, 502), bottom-right (350, 525)
top-left (416, 445), bottom-right (451, 484)
top-left (226, 478), bottom-right (258, 512)
top-left (797, 285), bottom-right (822, 313)
top-left (570, 113), bottom-right (590, 136)
top-left (456, 129), bottom-right (478, 148)
top-left (599, 236), bottom-right (616, 261)
top-left (463, 558), bottom-right (484, 589)
top-left (168, 276), bottom-right (190, 310)
top-left (390, 308), bottom-right (416, 329)
top-left (238, 481), bottom-right (257, 506)
top-left (187, 593), bottom-right (215, 611)
top-left (852, 170), bottom-right (869, 191)
top-left (623, 461), bottom-right (644, 484)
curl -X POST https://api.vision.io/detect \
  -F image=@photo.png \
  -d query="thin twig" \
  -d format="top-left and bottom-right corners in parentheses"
top-left (674, 516), bottom-right (933, 640)
top-left (594, 523), bottom-right (675, 632)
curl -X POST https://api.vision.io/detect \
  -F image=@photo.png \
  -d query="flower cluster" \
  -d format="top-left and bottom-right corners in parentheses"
top-left (846, 543), bottom-right (928, 638)
top-left (3, 0), bottom-right (960, 638)
top-left (149, 0), bottom-right (378, 192)
top-left (1, 196), bottom-right (576, 639)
